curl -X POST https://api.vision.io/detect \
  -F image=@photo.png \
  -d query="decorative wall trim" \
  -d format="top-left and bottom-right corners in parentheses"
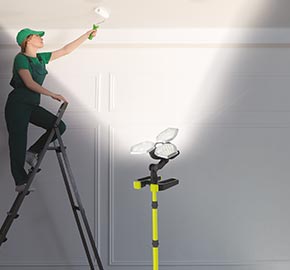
top-left (94, 126), bottom-right (101, 250)
top-left (2, 28), bottom-right (290, 46)
top-left (109, 73), bottom-right (115, 112)
top-left (108, 259), bottom-right (290, 266)
top-left (108, 125), bottom-right (115, 265)
top-left (2, 260), bottom-right (290, 268)
top-left (0, 261), bottom-right (91, 267)
top-left (95, 74), bottom-right (101, 112)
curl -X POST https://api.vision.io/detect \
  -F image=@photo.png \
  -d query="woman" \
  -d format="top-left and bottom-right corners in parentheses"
top-left (5, 28), bottom-right (97, 192)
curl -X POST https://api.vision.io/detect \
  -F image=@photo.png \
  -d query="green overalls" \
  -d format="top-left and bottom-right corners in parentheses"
top-left (5, 53), bottom-right (66, 186)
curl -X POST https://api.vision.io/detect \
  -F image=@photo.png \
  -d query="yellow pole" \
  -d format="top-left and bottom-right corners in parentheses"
top-left (151, 184), bottom-right (159, 270)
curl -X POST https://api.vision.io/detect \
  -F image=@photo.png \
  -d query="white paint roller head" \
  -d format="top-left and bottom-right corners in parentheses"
top-left (94, 7), bottom-right (110, 20)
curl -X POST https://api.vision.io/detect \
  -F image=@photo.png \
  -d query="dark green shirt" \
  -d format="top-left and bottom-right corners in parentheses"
top-left (13, 52), bottom-right (51, 73)
top-left (9, 52), bottom-right (52, 105)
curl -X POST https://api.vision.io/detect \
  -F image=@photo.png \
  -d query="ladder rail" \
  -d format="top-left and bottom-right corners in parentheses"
top-left (53, 140), bottom-right (95, 269)
top-left (0, 127), bottom-right (57, 244)
top-left (55, 127), bottom-right (104, 270)
top-left (0, 193), bottom-right (22, 244)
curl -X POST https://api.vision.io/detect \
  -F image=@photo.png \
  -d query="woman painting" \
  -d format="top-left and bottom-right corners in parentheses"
top-left (5, 27), bottom-right (97, 192)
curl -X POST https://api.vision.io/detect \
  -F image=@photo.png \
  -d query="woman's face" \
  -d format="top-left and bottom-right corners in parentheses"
top-left (27, 34), bottom-right (44, 49)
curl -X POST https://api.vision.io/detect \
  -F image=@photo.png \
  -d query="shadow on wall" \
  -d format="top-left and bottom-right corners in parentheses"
top-left (254, 1), bottom-right (290, 27)
top-left (111, 32), bottom-right (290, 268)
top-left (165, 33), bottom-right (290, 265)
top-left (0, 26), bottom-right (17, 197)
top-left (0, 27), bottom-right (97, 267)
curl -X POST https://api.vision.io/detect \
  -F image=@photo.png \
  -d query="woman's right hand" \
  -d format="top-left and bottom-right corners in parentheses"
top-left (51, 93), bottom-right (68, 103)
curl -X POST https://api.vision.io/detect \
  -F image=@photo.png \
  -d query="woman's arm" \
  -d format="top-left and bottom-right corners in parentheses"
top-left (50, 29), bottom-right (97, 61)
top-left (18, 69), bottom-right (67, 102)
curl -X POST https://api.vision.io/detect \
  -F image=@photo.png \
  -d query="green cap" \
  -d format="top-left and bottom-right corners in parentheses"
top-left (16, 28), bottom-right (45, 46)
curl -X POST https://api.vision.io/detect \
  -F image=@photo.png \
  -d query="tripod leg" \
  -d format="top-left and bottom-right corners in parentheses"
top-left (151, 184), bottom-right (159, 270)
top-left (54, 128), bottom-right (104, 270)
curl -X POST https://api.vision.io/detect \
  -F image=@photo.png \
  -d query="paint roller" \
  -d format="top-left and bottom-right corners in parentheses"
top-left (88, 7), bottom-right (110, 40)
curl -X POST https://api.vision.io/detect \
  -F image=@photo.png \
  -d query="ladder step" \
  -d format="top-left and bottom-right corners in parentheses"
top-left (28, 167), bottom-right (41, 174)
top-left (74, 206), bottom-right (80, 211)
top-left (47, 146), bottom-right (58, 151)
top-left (7, 212), bottom-right (19, 219)
top-left (47, 146), bottom-right (67, 152)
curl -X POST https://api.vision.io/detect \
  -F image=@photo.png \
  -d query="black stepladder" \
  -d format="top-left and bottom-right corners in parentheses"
top-left (0, 102), bottom-right (104, 270)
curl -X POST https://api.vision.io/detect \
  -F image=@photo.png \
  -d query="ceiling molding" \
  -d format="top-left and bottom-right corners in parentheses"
top-left (1, 28), bottom-right (290, 47)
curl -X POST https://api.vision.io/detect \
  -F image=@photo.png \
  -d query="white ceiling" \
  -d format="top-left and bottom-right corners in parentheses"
top-left (1, 0), bottom-right (290, 30)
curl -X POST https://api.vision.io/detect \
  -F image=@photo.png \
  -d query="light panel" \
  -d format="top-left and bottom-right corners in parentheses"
top-left (130, 141), bottom-right (155, 155)
top-left (156, 128), bottom-right (178, 143)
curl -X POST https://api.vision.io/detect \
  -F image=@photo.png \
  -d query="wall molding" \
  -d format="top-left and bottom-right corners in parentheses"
top-left (108, 259), bottom-right (290, 267)
top-left (95, 74), bottom-right (101, 112)
top-left (109, 73), bottom-right (115, 112)
top-left (94, 126), bottom-right (101, 250)
top-left (108, 125), bottom-right (115, 265)
top-left (2, 28), bottom-right (290, 46)
top-left (0, 261), bottom-right (91, 267)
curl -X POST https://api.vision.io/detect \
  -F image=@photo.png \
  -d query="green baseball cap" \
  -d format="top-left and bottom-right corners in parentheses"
top-left (16, 28), bottom-right (45, 46)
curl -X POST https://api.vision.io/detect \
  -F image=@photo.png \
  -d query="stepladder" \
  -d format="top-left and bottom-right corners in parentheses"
top-left (0, 102), bottom-right (104, 270)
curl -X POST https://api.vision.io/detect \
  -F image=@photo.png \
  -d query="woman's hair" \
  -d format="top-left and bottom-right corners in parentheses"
top-left (20, 34), bottom-right (33, 53)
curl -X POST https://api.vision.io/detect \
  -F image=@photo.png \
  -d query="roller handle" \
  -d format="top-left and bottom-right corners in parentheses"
top-left (88, 24), bottom-right (99, 40)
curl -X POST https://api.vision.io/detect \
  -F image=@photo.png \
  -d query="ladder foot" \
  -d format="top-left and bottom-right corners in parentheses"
top-left (0, 237), bottom-right (7, 246)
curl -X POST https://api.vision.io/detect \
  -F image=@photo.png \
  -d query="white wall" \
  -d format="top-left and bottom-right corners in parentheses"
top-left (1, 29), bottom-right (290, 270)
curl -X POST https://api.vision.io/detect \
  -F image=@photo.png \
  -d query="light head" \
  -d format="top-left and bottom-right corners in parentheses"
top-left (130, 128), bottom-right (179, 160)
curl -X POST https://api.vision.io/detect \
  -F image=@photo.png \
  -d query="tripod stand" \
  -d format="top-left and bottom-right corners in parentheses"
top-left (131, 128), bottom-right (180, 270)
top-left (0, 102), bottom-right (104, 270)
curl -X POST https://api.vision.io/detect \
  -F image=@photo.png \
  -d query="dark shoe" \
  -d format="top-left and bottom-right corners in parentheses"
top-left (25, 151), bottom-right (38, 168)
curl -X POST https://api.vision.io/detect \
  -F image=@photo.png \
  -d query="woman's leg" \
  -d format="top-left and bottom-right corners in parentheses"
top-left (28, 105), bottom-right (66, 154)
top-left (5, 101), bottom-right (32, 186)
